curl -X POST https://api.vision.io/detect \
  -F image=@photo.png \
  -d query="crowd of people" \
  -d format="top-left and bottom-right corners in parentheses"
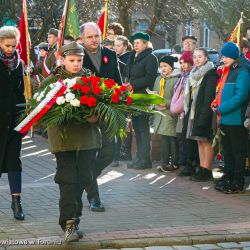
top-left (1, 21), bottom-right (250, 243)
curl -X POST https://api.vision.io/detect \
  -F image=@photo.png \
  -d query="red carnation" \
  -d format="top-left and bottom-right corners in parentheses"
top-left (80, 95), bottom-right (88, 105)
top-left (111, 94), bottom-right (120, 103)
top-left (81, 85), bottom-right (91, 94)
top-left (103, 56), bottom-right (109, 64)
top-left (87, 97), bottom-right (97, 107)
top-left (126, 96), bottom-right (133, 105)
top-left (81, 76), bottom-right (90, 84)
top-left (90, 75), bottom-right (101, 85)
top-left (104, 79), bottom-right (116, 89)
top-left (92, 86), bottom-right (102, 95)
top-left (114, 87), bottom-right (122, 95)
top-left (72, 83), bottom-right (82, 90)
top-left (120, 85), bottom-right (127, 92)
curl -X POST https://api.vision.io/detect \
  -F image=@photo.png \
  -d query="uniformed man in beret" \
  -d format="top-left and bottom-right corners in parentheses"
top-left (182, 35), bottom-right (197, 53)
top-left (40, 42), bottom-right (101, 242)
top-left (44, 28), bottom-right (58, 76)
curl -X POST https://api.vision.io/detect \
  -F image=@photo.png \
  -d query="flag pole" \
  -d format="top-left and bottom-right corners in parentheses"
top-left (23, 0), bottom-right (33, 137)
top-left (102, 0), bottom-right (109, 39)
top-left (57, 0), bottom-right (70, 59)
top-left (23, 0), bottom-right (31, 100)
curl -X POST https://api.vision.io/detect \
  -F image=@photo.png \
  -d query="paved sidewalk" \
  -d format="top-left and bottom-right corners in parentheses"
top-left (1, 135), bottom-right (250, 249)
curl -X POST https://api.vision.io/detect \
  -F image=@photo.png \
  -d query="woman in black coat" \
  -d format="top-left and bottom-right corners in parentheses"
top-left (184, 48), bottom-right (218, 181)
top-left (0, 26), bottom-right (25, 220)
top-left (124, 32), bottom-right (158, 169)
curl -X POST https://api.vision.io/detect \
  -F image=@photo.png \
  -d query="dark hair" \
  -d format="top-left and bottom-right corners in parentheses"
top-left (64, 35), bottom-right (74, 42)
top-left (194, 47), bottom-right (208, 57)
top-left (107, 22), bottom-right (124, 35)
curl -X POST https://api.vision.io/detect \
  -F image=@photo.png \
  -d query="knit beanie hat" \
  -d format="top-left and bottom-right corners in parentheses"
top-left (221, 42), bottom-right (240, 60)
top-left (180, 51), bottom-right (194, 65)
top-left (159, 55), bottom-right (178, 69)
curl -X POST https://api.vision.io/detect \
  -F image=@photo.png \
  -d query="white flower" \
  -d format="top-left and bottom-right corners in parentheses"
top-left (56, 96), bottom-right (66, 105)
top-left (33, 93), bottom-right (39, 99)
top-left (63, 77), bottom-right (79, 88)
top-left (36, 91), bottom-right (45, 101)
top-left (65, 93), bottom-right (75, 102)
top-left (70, 98), bottom-right (80, 107)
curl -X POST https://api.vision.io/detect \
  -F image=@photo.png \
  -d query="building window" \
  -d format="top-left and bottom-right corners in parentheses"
top-left (185, 21), bottom-right (192, 36)
top-left (203, 22), bottom-right (210, 48)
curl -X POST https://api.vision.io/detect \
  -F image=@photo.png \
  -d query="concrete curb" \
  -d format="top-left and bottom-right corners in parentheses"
top-left (3, 233), bottom-right (250, 250)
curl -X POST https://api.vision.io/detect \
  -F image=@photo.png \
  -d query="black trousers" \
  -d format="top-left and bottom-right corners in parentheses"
top-left (185, 139), bottom-right (199, 168)
top-left (161, 135), bottom-right (178, 166)
top-left (176, 132), bottom-right (187, 165)
top-left (86, 140), bottom-right (115, 202)
top-left (132, 114), bottom-right (151, 161)
top-left (221, 125), bottom-right (247, 188)
top-left (54, 149), bottom-right (96, 229)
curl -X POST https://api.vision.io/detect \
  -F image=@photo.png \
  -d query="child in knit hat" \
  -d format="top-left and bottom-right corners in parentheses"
top-left (212, 42), bottom-right (250, 193)
top-left (153, 55), bottom-right (181, 172)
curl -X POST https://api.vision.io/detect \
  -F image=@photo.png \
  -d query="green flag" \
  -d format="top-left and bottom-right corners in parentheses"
top-left (64, 0), bottom-right (80, 39)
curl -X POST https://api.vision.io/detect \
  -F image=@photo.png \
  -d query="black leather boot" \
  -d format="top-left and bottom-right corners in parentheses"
top-left (11, 195), bottom-right (25, 220)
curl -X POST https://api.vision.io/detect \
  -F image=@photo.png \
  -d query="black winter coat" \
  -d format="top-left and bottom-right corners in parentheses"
top-left (124, 48), bottom-right (158, 93)
top-left (0, 60), bottom-right (25, 173)
top-left (83, 46), bottom-right (122, 85)
top-left (192, 68), bottom-right (219, 138)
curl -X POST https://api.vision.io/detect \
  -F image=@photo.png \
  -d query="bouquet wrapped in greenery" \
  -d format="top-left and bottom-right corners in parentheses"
top-left (16, 75), bottom-right (165, 139)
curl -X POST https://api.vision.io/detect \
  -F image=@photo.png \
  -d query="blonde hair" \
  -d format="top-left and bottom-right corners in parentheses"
top-left (0, 26), bottom-right (20, 41)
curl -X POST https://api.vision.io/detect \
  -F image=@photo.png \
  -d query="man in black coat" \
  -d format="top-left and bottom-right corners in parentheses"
top-left (123, 32), bottom-right (158, 169)
top-left (80, 22), bottom-right (122, 212)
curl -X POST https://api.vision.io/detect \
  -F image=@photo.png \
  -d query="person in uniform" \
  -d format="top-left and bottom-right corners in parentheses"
top-left (40, 42), bottom-right (102, 242)
top-left (44, 28), bottom-right (58, 76)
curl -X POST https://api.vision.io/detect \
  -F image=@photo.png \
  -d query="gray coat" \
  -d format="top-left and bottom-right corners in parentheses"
top-left (153, 71), bottom-right (180, 136)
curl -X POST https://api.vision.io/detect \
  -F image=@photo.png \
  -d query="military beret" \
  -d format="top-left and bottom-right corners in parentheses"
top-left (131, 32), bottom-right (150, 43)
top-left (48, 28), bottom-right (59, 36)
top-left (182, 35), bottom-right (197, 42)
top-left (37, 42), bottom-right (48, 51)
top-left (60, 42), bottom-right (84, 56)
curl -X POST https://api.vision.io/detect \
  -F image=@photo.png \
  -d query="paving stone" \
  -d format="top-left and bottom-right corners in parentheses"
top-left (121, 248), bottom-right (144, 250)
top-left (145, 247), bottom-right (175, 250)
top-left (173, 246), bottom-right (198, 250)
top-left (240, 242), bottom-right (250, 247)
top-left (216, 242), bottom-right (240, 248)
top-left (193, 244), bottom-right (222, 250)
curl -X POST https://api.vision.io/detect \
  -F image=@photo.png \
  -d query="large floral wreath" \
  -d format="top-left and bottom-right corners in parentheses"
top-left (16, 74), bottom-right (164, 139)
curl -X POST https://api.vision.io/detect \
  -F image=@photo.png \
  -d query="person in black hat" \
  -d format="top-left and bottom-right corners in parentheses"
top-left (153, 56), bottom-right (180, 172)
top-left (182, 35), bottom-right (197, 53)
top-left (39, 41), bottom-right (102, 242)
top-left (124, 31), bottom-right (158, 169)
